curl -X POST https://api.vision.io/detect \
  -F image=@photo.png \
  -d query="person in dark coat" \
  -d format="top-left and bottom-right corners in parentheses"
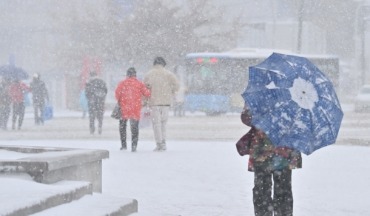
top-left (115, 67), bottom-right (151, 152)
top-left (79, 89), bottom-right (88, 119)
top-left (85, 71), bottom-right (107, 135)
top-left (8, 79), bottom-right (30, 130)
top-left (30, 73), bottom-right (49, 125)
top-left (236, 106), bottom-right (302, 216)
top-left (0, 77), bottom-right (11, 130)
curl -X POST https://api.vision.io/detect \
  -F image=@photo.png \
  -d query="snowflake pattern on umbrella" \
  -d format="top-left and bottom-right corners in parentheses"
top-left (242, 53), bottom-right (343, 155)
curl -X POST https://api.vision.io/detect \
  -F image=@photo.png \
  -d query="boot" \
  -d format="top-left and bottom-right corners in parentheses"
top-left (153, 143), bottom-right (162, 151)
top-left (160, 141), bottom-right (166, 151)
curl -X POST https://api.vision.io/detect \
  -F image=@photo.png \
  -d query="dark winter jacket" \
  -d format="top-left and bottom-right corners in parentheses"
top-left (85, 76), bottom-right (108, 109)
top-left (30, 78), bottom-right (49, 105)
top-left (236, 108), bottom-right (302, 172)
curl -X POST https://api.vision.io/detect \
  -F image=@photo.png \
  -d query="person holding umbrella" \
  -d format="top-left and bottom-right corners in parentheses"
top-left (237, 53), bottom-right (343, 216)
top-left (0, 77), bottom-right (11, 130)
top-left (236, 106), bottom-right (302, 216)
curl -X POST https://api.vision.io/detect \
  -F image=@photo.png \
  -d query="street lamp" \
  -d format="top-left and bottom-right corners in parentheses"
top-left (354, 0), bottom-right (370, 85)
top-left (361, 16), bottom-right (370, 85)
top-left (297, 0), bottom-right (305, 54)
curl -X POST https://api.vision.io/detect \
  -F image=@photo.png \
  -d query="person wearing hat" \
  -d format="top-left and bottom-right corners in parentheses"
top-left (85, 71), bottom-right (108, 135)
top-left (144, 57), bottom-right (180, 151)
top-left (115, 67), bottom-right (151, 152)
top-left (30, 73), bottom-right (49, 125)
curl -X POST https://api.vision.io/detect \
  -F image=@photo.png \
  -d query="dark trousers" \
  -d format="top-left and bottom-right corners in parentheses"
top-left (12, 102), bottom-right (25, 130)
top-left (253, 167), bottom-right (293, 216)
top-left (88, 104), bottom-right (104, 134)
top-left (33, 103), bottom-right (45, 125)
top-left (0, 104), bottom-right (11, 130)
top-left (119, 119), bottom-right (139, 149)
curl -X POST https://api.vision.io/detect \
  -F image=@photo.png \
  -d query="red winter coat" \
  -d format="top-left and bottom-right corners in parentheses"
top-left (9, 81), bottom-right (29, 103)
top-left (115, 77), bottom-right (151, 120)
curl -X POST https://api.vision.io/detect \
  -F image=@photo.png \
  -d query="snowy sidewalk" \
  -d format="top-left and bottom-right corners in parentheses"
top-left (1, 103), bottom-right (370, 215)
top-left (3, 105), bottom-right (370, 146)
top-left (1, 140), bottom-right (370, 216)
top-left (0, 176), bottom-right (91, 215)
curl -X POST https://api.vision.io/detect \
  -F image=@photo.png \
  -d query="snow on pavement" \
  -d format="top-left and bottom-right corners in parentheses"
top-left (1, 139), bottom-right (369, 216)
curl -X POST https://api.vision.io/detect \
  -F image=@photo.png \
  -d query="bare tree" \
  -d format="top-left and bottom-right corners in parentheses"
top-left (48, 0), bottom-right (114, 72)
top-left (52, 0), bottom-right (245, 69)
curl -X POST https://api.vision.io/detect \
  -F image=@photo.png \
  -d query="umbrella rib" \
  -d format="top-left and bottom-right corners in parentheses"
top-left (245, 53), bottom-right (341, 154)
top-left (275, 100), bottom-right (300, 143)
top-left (253, 67), bottom-right (288, 78)
top-left (317, 107), bottom-right (337, 142)
top-left (290, 107), bottom-right (302, 134)
top-left (318, 93), bottom-right (341, 110)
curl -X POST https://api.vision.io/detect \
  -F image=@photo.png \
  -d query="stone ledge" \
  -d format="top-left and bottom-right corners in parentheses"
top-left (0, 145), bottom-right (109, 192)
top-left (0, 178), bottom-right (92, 216)
top-left (130, 213), bottom-right (180, 216)
top-left (335, 138), bottom-right (370, 146)
top-left (30, 194), bottom-right (138, 216)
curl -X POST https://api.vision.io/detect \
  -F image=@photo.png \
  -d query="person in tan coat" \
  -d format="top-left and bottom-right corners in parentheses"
top-left (144, 57), bottom-right (179, 151)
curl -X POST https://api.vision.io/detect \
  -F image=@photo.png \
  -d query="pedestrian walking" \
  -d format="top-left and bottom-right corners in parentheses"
top-left (144, 57), bottom-right (179, 151)
top-left (115, 67), bottom-right (151, 152)
top-left (79, 89), bottom-right (88, 119)
top-left (85, 71), bottom-right (107, 135)
top-left (0, 77), bottom-right (11, 130)
top-left (30, 73), bottom-right (49, 125)
top-left (173, 81), bottom-right (186, 117)
top-left (236, 106), bottom-right (302, 216)
top-left (8, 79), bottom-right (30, 130)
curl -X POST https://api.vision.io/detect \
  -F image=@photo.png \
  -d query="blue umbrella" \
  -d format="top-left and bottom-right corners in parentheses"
top-left (242, 53), bottom-right (343, 155)
top-left (0, 64), bottom-right (29, 80)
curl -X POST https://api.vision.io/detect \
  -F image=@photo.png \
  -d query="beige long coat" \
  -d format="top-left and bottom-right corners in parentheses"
top-left (144, 65), bottom-right (180, 106)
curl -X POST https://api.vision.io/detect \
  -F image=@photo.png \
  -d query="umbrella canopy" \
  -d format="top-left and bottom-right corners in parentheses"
top-left (0, 64), bottom-right (29, 80)
top-left (242, 52), bottom-right (343, 155)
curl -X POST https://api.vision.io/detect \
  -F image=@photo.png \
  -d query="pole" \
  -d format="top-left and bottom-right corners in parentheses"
top-left (361, 17), bottom-right (366, 85)
top-left (297, 0), bottom-right (304, 53)
top-left (271, 0), bottom-right (277, 48)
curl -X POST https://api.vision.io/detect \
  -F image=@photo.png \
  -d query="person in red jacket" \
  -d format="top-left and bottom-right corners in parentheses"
top-left (8, 79), bottom-right (30, 130)
top-left (115, 67), bottom-right (151, 152)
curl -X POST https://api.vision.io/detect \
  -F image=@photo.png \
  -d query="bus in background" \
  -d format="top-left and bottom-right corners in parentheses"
top-left (183, 48), bottom-right (340, 115)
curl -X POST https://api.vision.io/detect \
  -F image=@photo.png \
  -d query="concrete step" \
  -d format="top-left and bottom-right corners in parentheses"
top-left (31, 194), bottom-right (138, 216)
top-left (0, 177), bottom-right (92, 216)
top-left (130, 213), bottom-right (180, 216)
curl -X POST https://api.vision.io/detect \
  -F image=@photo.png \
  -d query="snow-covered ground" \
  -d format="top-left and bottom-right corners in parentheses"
top-left (1, 139), bottom-right (370, 216)
top-left (1, 104), bottom-right (370, 215)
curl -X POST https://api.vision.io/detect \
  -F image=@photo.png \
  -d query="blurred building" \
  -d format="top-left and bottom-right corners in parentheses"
top-left (218, 0), bottom-right (327, 54)
top-left (0, 0), bottom-right (360, 108)
top-left (0, 1), bottom-right (114, 110)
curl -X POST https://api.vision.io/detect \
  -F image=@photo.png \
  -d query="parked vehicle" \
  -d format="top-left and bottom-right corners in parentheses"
top-left (182, 48), bottom-right (340, 115)
top-left (354, 85), bottom-right (370, 112)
